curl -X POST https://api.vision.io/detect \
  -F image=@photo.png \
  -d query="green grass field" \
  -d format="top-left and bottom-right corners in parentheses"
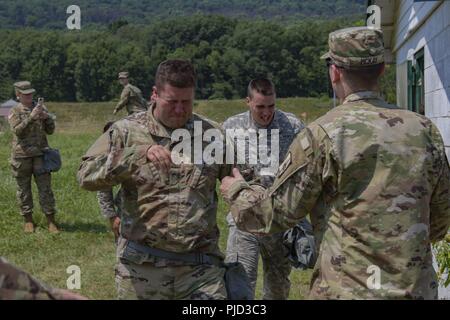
top-left (0, 98), bottom-right (332, 299)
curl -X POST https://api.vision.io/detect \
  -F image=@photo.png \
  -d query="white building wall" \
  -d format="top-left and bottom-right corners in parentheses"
top-left (394, 0), bottom-right (450, 160)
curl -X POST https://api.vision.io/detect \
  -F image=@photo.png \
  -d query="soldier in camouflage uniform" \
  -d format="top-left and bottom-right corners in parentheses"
top-left (97, 121), bottom-right (121, 242)
top-left (223, 78), bottom-right (304, 299)
top-left (220, 27), bottom-right (450, 299)
top-left (113, 72), bottom-right (148, 116)
top-left (0, 257), bottom-right (87, 300)
top-left (78, 60), bottom-right (231, 300)
top-left (8, 81), bottom-right (59, 233)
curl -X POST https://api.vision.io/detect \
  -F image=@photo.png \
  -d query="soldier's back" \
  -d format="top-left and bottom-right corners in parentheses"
top-left (308, 92), bottom-right (448, 299)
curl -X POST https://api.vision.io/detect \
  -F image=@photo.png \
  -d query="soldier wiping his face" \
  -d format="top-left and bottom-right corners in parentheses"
top-left (78, 60), bottom-right (234, 300)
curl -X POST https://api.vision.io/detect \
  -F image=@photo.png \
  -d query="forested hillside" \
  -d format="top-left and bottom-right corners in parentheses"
top-left (0, 0), bottom-right (366, 28)
top-left (0, 16), bottom-right (364, 101)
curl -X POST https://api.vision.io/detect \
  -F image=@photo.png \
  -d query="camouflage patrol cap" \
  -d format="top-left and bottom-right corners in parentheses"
top-left (321, 27), bottom-right (384, 69)
top-left (13, 81), bottom-right (36, 94)
top-left (118, 72), bottom-right (129, 79)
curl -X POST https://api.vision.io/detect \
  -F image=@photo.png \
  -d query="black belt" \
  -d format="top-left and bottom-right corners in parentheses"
top-left (126, 239), bottom-right (222, 266)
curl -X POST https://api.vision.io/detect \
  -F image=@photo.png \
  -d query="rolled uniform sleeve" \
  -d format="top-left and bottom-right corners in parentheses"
top-left (225, 124), bottom-right (336, 235)
top-left (8, 108), bottom-right (34, 138)
top-left (77, 125), bottom-right (150, 191)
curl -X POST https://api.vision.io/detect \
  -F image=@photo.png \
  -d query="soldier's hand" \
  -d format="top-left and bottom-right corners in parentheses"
top-left (110, 216), bottom-right (121, 240)
top-left (30, 106), bottom-right (42, 120)
top-left (40, 111), bottom-right (49, 120)
top-left (220, 168), bottom-right (245, 196)
top-left (147, 145), bottom-right (172, 173)
top-left (113, 109), bottom-right (118, 115)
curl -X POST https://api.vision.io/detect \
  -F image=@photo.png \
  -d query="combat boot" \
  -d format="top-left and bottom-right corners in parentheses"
top-left (46, 214), bottom-right (59, 233)
top-left (24, 214), bottom-right (35, 233)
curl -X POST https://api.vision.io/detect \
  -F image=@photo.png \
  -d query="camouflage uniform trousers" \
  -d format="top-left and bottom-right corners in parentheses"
top-left (115, 240), bottom-right (227, 300)
top-left (225, 213), bottom-right (291, 300)
top-left (10, 156), bottom-right (56, 216)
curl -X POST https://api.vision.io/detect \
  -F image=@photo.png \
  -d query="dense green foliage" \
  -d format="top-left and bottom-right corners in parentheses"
top-left (0, 15), bottom-right (363, 102)
top-left (0, 0), bottom-right (366, 28)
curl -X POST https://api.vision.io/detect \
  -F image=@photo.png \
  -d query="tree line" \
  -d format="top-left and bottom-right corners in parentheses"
top-left (0, 15), bottom-right (396, 103)
top-left (0, 0), bottom-right (366, 29)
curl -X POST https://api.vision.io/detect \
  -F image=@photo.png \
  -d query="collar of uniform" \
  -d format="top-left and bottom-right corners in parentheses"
top-left (145, 102), bottom-right (200, 138)
top-left (17, 102), bottom-right (32, 111)
top-left (247, 109), bottom-right (279, 130)
top-left (342, 91), bottom-right (381, 104)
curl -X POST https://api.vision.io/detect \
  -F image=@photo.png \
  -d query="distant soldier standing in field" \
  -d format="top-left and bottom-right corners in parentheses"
top-left (113, 72), bottom-right (148, 115)
top-left (220, 27), bottom-right (450, 299)
top-left (8, 81), bottom-right (59, 233)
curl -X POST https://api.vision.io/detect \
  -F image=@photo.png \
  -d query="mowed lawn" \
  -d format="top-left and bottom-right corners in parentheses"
top-left (0, 98), bottom-right (331, 299)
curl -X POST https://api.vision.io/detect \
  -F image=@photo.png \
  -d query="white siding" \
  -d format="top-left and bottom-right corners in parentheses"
top-left (393, 1), bottom-right (450, 161)
top-left (396, 61), bottom-right (409, 109)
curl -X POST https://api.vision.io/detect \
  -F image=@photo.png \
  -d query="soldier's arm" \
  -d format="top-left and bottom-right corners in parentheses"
top-left (43, 113), bottom-right (55, 135)
top-left (429, 127), bottom-right (450, 242)
top-left (77, 125), bottom-right (150, 191)
top-left (97, 189), bottom-right (118, 219)
top-left (8, 108), bottom-right (34, 137)
top-left (114, 87), bottom-right (130, 113)
top-left (224, 125), bottom-right (334, 234)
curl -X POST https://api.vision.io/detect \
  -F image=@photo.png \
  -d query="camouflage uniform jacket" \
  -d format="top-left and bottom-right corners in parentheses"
top-left (115, 84), bottom-right (147, 114)
top-left (82, 131), bottom-right (136, 227)
top-left (78, 107), bottom-right (231, 259)
top-left (0, 257), bottom-right (55, 300)
top-left (8, 102), bottom-right (55, 158)
top-left (223, 109), bottom-right (304, 187)
top-left (225, 91), bottom-right (450, 299)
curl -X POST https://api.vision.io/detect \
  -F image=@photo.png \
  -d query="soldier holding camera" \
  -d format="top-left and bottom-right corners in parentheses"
top-left (8, 81), bottom-right (59, 233)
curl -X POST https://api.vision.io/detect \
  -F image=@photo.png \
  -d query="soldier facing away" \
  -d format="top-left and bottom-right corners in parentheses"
top-left (223, 78), bottom-right (305, 299)
top-left (8, 81), bottom-right (59, 233)
top-left (78, 59), bottom-right (232, 300)
top-left (113, 72), bottom-right (148, 116)
top-left (220, 27), bottom-right (450, 299)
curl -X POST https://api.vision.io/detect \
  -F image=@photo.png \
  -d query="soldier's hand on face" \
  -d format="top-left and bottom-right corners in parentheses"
top-left (220, 168), bottom-right (245, 196)
top-left (110, 216), bottom-right (121, 240)
top-left (147, 145), bottom-right (173, 173)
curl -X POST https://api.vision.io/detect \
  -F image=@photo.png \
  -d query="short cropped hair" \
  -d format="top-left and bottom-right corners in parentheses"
top-left (338, 63), bottom-right (385, 86)
top-left (155, 59), bottom-right (196, 90)
top-left (247, 78), bottom-right (276, 98)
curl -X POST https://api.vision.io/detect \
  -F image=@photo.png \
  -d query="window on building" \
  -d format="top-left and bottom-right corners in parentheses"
top-left (407, 48), bottom-right (425, 115)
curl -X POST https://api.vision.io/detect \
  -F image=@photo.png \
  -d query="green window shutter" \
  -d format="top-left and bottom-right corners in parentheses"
top-left (407, 60), bottom-right (413, 111)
